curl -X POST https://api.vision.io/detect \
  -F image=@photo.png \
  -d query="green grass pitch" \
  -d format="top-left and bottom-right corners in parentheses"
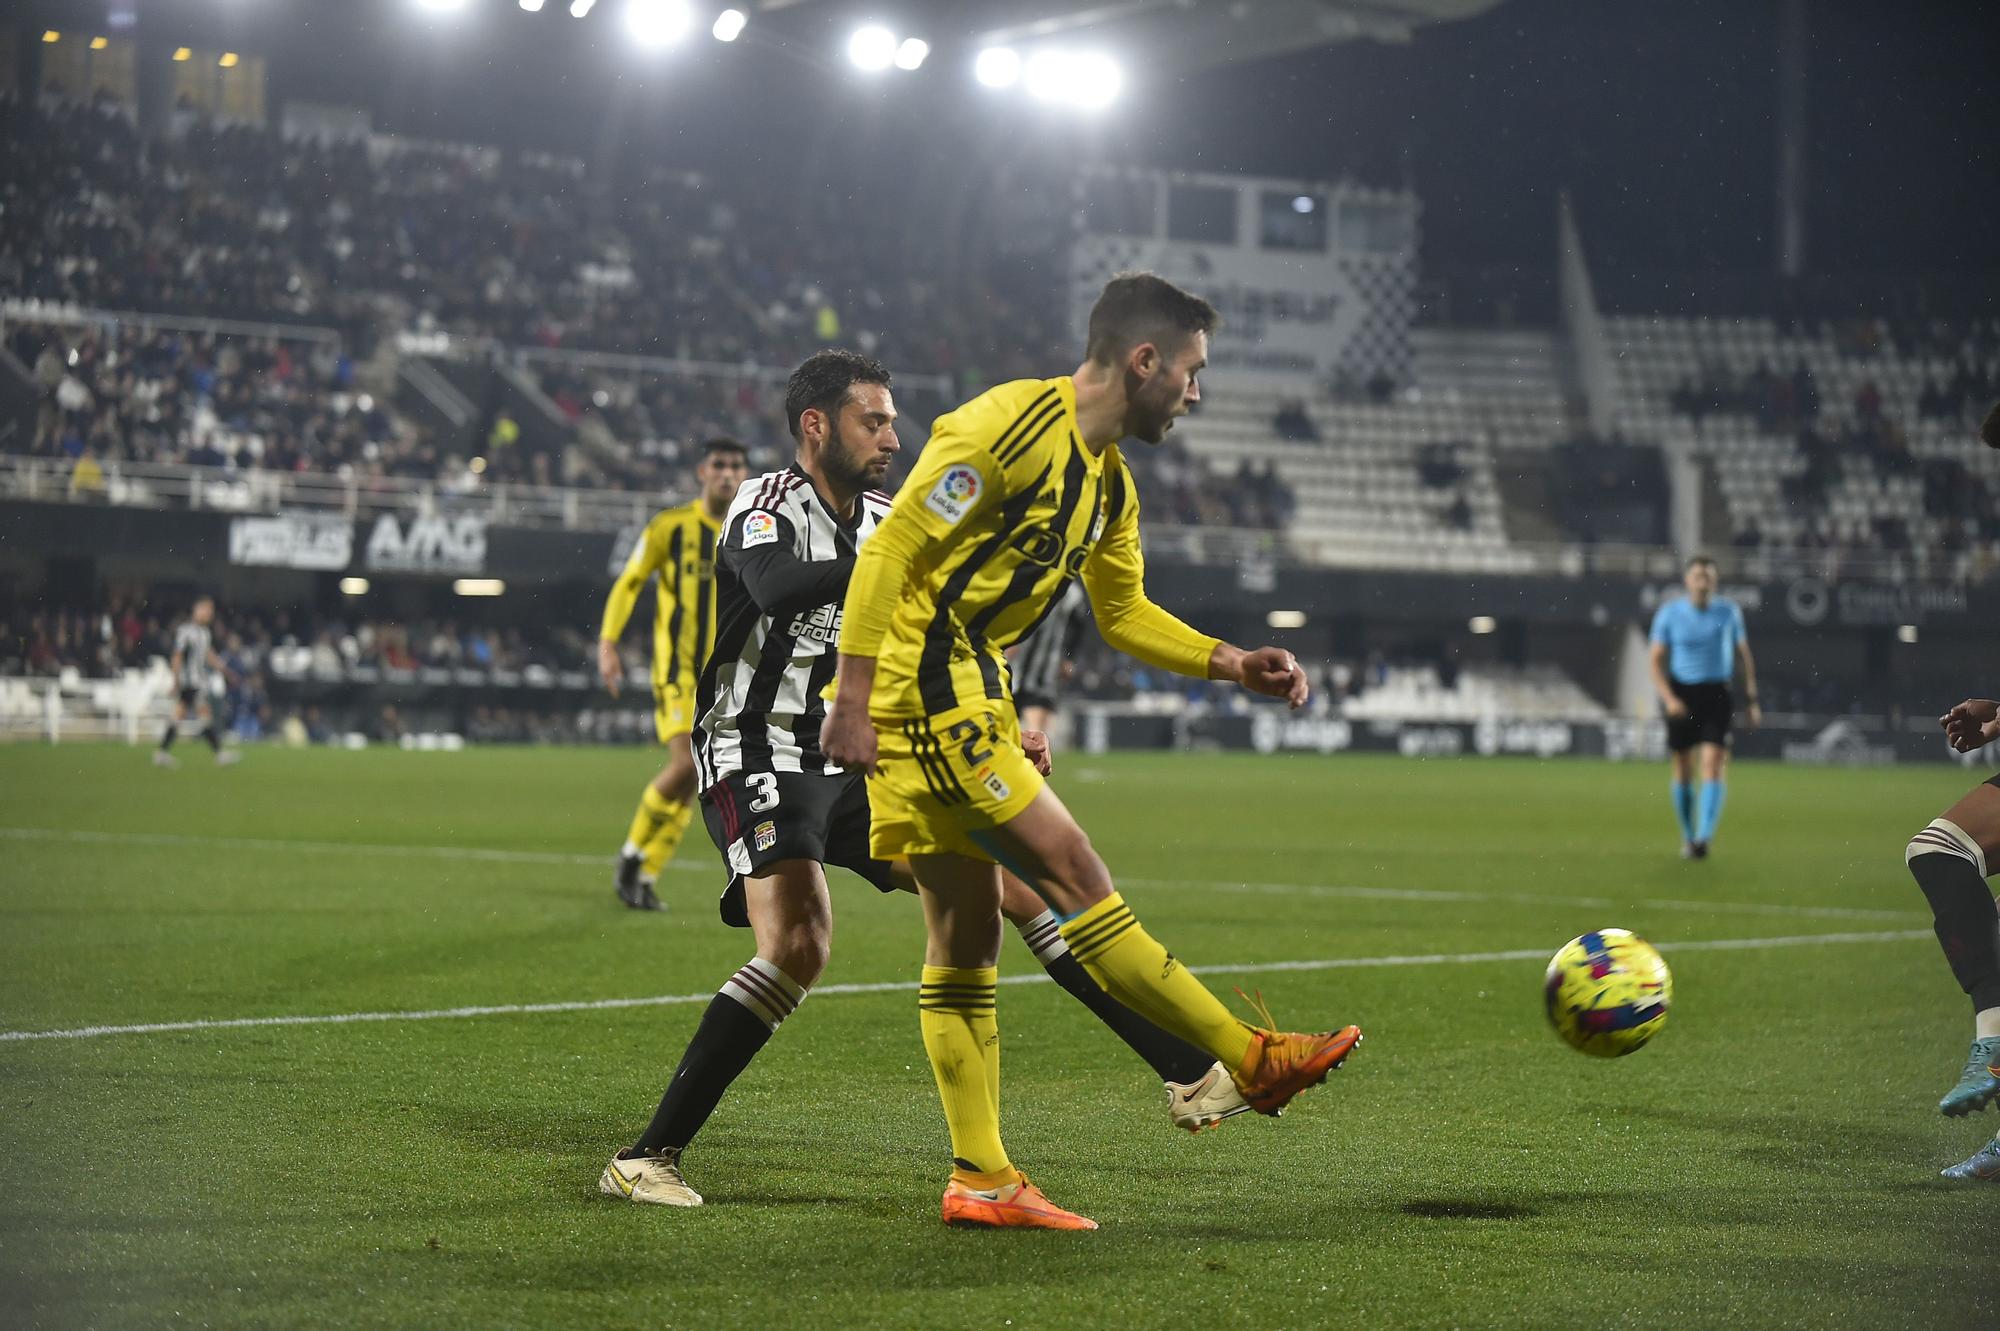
top-left (1, 744), bottom-right (1994, 1329)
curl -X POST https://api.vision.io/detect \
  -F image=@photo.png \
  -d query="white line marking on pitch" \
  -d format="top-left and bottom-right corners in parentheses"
top-left (0, 929), bottom-right (1931, 1044)
top-left (0, 826), bottom-right (1921, 922)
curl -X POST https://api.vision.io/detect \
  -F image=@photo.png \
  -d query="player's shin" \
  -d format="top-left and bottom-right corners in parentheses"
top-left (641, 797), bottom-right (693, 878)
top-left (1015, 907), bottom-right (1214, 1083)
top-left (633, 957), bottom-right (807, 1153)
top-left (1058, 893), bottom-right (1256, 1076)
top-left (624, 786), bottom-right (682, 866)
top-left (1907, 820), bottom-right (2000, 1023)
top-left (1671, 779), bottom-right (1695, 842)
top-left (918, 965), bottom-right (1012, 1185)
top-left (1697, 779), bottom-right (1726, 843)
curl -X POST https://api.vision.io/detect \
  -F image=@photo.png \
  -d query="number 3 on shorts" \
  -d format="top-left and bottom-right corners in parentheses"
top-left (746, 772), bottom-right (780, 812)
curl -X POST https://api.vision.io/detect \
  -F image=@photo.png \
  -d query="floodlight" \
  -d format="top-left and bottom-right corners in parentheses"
top-left (219, 51), bottom-right (239, 68)
top-left (1897, 624), bottom-right (1919, 644)
top-left (172, 46), bottom-right (191, 60)
top-left (624, 0), bottom-right (691, 48)
top-left (41, 30), bottom-right (60, 43)
top-left (894, 37), bottom-right (929, 70)
top-left (1292, 195), bottom-right (1315, 214)
top-left (90, 36), bottom-right (110, 50)
top-left (1025, 49), bottom-right (1122, 109)
top-left (414, 0), bottom-right (469, 10)
top-left (974, 46), bottom-right (1019, 88)
top-left (520, 0), bottom-right (547, 11)
top-left (569, 0), bottom-right (596, 17)
top-left (848, 26), bottom-right (897, 71)
top-left (1266, 610), bottom-right (1307, 630)
top-left (339, 577), bottom-right (370, 596)
top-left (454, 579), bottom-right (507, 597)
top-left (712, 8), bottom-right (746, 41)
top-left (1468, 615), bottom-right (1497, 635)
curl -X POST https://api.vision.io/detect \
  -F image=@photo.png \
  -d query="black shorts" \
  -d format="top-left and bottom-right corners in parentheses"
top-left (177, 686), bottom-right (202, 709)
top-left (1665, 680), bottom-right (1733, 751)
top-left (1014, 688), bottom-right (1058, 714)
top-left (701, 768), bottom-right (899, 914)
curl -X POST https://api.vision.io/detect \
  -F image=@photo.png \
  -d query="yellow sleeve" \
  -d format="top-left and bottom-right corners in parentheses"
top-left (838, 410), bottom-right (1006, 659)
top-left (1081, 463), bottom-right (1219, 678)
top-left (600, 517), bottom-right (669, 641)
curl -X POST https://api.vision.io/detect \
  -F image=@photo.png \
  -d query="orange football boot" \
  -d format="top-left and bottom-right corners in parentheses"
top-left (1232, 989), bottom-right (1363, 1116)
top-left (941, 1174), bottom-right (1098, 1231)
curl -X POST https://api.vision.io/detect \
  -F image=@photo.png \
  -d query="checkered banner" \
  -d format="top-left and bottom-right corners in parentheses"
top-left (1070, 237), bottom-right (1414, 389)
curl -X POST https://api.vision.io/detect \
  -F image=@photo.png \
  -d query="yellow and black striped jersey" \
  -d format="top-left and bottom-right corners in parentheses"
top-left (601, 500), bottom-right (721, 690)
top-left (840, 375), bottom-right (1218, 718)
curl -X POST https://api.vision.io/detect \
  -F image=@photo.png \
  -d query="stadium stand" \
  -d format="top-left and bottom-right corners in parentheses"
top-left (1608, 314), bottom-right (2000, 582)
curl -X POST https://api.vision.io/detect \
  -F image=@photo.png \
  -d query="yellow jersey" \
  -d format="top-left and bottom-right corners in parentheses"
top-left (840, 375), bottom-right (1218, 718)
top-left (601, 500), bottom-right (721, 691)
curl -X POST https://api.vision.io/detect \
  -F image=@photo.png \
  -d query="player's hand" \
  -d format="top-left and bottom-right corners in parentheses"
top-left (821, 696), bottom-right (879, 774)
top-left (596, 639), bottom-right (623, 697)
top-left (1940, 699), bottom-right (2000, 753)
top-left (1234, 646), bottom-right (1310, 709)
top-left (1022, 728), bottom-right (1054, 777)
top-left (1744, 701), bottom-right (1762, 729)
top-left (1664, 698), bottom-right (1690, 720)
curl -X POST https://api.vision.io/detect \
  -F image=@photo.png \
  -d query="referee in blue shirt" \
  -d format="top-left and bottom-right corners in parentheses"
top-left (1648, 556), bottom-right (1760, 859)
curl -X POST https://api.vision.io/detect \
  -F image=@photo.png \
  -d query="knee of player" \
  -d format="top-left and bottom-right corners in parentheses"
top-left (1908, 819), bottom-right (1984, 874)
top-left (766, 927), bottom-right (831, 986)
top-left (1043, 828), bottom-right (1112, 901)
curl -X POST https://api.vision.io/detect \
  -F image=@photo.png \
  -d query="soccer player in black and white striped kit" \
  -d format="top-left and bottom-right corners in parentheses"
top-left (154, 597), bottom-right (237, 768)
top-left (1009, 579), bottom-right (1090, 739)
top-left (600, 351), bottom-right (1243, 1209)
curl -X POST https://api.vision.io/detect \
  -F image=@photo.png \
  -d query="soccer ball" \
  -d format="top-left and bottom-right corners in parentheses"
top-left (1543, 928), bottom-right (1672, 1057)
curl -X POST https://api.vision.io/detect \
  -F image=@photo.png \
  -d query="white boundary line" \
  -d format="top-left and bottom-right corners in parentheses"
top-left (0, 826), bottom-right (1924, 922)
top-left (0, 928), bottom-right (1931, 1044)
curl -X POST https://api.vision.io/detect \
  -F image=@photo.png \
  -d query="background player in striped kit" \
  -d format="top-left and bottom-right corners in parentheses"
top-left (1008, 579), bottom-right (1090, 740)
top-left (601, 351), bottom-right (1244, 1210)
top-left (598, 439), bottom-right (750, 911)
top-left (153, 596), bottom-right (236, 769)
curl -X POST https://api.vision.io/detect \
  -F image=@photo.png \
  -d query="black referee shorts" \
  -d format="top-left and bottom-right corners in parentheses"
top-left (701, 767), bottom-right (899, 893)
top-left (1665, 679), bottom-right (1733, 752)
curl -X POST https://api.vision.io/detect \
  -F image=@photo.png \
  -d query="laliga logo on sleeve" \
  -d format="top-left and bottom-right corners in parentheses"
top-left (740, 510), bottom-right (780, 549)
top-left (924, 465), bottom-right (983, 525)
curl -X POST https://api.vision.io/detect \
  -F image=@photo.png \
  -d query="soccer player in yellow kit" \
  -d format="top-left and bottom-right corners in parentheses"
top-left (822, 273), bottom-right (1362, 1230)
top-left (599, 438), bottom-right (750, 910)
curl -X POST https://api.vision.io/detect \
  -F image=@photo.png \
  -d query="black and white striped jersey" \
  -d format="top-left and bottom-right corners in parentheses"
top-left (693, 465), bottom-right (892, 785)
top-left (172, 622), bottom-right (215, 690)
top-left (1008, 579), bottom-right (1089, 707)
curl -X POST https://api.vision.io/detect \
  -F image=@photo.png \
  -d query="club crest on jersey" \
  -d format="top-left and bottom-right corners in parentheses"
top-left (740, 510), bottom-right (780, 549)
top-left (924, 465), bottom-right (982, 525)
top-left (754, 820), bottom-right (777, 852)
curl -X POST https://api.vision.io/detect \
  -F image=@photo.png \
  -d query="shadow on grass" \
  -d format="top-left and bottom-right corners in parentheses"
top-left (1400, 1198), bottom-right (1541, 1220)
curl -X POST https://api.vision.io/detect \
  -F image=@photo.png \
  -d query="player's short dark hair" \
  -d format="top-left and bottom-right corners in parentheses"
top-left (1084, 272), bottom-right (1220, 368)
top-left (1686, 554), bottom-right (1717, 572)
top-left (699, 437), bottom-right (747, 463)
top-left (1981, 399), bottom-right (1999, 450)
top-left (784, 350), bottom-right (892, 443)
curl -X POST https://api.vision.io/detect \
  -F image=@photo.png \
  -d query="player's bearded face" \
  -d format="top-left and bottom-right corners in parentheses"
top-left (824, 388), bottom-right (899, 489)
top-left (1124, 335), bottom-right (1205, 444)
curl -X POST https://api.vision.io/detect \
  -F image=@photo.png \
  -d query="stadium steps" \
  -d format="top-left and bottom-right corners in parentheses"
top-left (1492, 447), bottom-right (1567, 545)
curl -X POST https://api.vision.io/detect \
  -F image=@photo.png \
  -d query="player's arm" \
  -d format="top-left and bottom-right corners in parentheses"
top-left (826, 415), bottom-right (1007, 769)
top-left (1646, 608), bottom-right (1686, 717)
top-left (722, 507), bottom-right (855, 617)
top-left (597, 522), bottom-right (667, 695)
top-left (1082, 471), bottom-right (1306, 707)
top-left (1734, 610), bottom-right (1761, 727)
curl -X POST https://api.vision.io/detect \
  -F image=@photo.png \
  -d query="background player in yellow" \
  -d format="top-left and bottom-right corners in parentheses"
top-left (823, 273), bottom-right (1362, 1230)
top-left (599, 438), bottom-right (749, 911)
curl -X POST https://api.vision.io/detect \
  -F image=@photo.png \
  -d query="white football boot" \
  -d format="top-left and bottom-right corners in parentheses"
top-left (600, 1148), bottom-right (703, 1206)
top-left (1164, 1059), bottom-right (1255, 1133)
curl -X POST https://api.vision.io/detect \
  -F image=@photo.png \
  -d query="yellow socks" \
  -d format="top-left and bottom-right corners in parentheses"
top-left (918, 965), bottom-right (1011, 1182)
top-left (1059, 892), bottom-right (1256, 1073)
top-left (623, 786), bottom-right (691, 878)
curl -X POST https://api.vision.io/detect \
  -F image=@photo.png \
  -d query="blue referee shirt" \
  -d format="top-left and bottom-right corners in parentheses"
top-left (1649, 595), bottom-right (1746, 685)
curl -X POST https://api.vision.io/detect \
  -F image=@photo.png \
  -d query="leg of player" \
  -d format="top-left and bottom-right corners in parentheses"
top-left (601, 859), bottom-right (829, 1207)
top-left (1908, 780), bottom-right (2000, 1122)
top-left (996, 871), bottom-right (1248, 1132)
top-left (982, 785), bottom-right (1360, 1118)
top-left (154, 699), bottom-right (184, 769)
top-left (908, 854), bottom-right (1097, 1231)
top-left (1694, 742), bottom-right (1728, 852)
top-left (1668, 744), bottom-right (1696, 856)
top-left (616, 735), bottom-right (697, 911)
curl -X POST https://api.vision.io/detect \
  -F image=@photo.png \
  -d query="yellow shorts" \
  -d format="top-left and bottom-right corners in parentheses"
top-left (866, 700), bottom-right (1045, 861)
top-left (654, 680), bottom-right (694, 743)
